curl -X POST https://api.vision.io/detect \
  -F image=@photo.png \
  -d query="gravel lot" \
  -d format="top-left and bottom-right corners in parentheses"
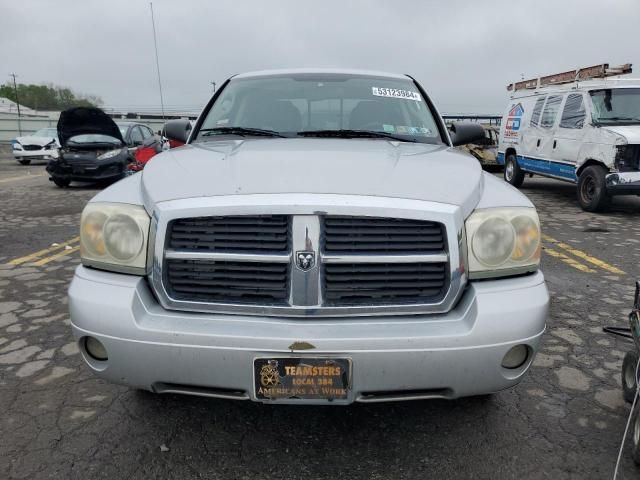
top-left (1, 145), bottom-right (639, 479)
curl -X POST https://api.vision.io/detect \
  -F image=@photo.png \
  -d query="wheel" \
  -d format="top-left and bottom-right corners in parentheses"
top-left (52, 177), bottom-right (71, 188)
top-left (504, 154), bottom-right (525, 187)
top-left (623, 351), bottom-right (639, 403)
top-left (577, 165), bottom-right (611, 212)
top-left (633, 408), bottom-right (640, 465)
top-left (18, 159), bottom-right (31, 165)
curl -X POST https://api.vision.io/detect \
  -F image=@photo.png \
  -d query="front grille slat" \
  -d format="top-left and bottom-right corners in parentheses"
top-left (323, 262), bottom-right (448, 304)
top-left (166, 259), bottom-right (289, 303)
top-left (168, 215), bottom-right (289, 253)
top-left (323, 216), bottom-right (445, 254)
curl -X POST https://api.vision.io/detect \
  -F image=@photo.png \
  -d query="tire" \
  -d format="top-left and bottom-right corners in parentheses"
top-left (504, 154), bottom-right (525, 187)
top-left (52, 177), bottom-right (71, 188)
top-left (623, 351), bottom-right (640, 404)
top-left (633, 408), bottom-right (640, 465)
top-left (18, 159), bottom-right (31, 165)
top-left (577, 165), bottom-right (611, 212)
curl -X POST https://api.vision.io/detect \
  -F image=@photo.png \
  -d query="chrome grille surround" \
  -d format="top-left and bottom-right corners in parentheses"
top-left (148, 194), bottom-right (468, 317)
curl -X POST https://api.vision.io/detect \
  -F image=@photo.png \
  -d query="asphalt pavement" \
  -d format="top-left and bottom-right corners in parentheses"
top-left (1, 146), bottom-right (639, 479)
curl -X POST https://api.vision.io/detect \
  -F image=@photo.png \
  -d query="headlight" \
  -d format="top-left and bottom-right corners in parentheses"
top-left (97, 148), bottom-right (126, 160)
top-left (13, 142), bottom-right (22, 150)
top-left (80, 203), bottom-right (150, 274)
top-left (466, 207), bottom-right (540, 279)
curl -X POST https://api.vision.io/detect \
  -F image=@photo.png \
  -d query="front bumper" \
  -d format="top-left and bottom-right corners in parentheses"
top-left (69, 266), bottom-right (548, 404)
top-left (13, 148), bottom-right (58, 160)
top-left (46, 156), bottom-right (127, 182)
top-left (606, 171), bottom-right (640, 195)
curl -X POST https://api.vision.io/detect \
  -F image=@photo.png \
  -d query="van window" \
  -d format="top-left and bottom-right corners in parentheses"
top-left (530, 97), bottom-right (545, 126)
top-left (559, 94), bottom-right (585, 129)
top-left (541, 95), bottom-right (562, 128)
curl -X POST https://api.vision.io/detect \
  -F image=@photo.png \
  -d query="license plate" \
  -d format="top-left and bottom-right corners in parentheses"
top-left (254, 357), bottom-right (350, 401)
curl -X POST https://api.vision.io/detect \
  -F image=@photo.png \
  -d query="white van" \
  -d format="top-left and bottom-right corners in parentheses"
top-left (497, 64), bottom-right (640, 211)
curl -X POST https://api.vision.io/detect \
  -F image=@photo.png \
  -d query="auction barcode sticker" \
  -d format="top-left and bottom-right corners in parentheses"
top-left (372, 87), bottom-right (422, 101)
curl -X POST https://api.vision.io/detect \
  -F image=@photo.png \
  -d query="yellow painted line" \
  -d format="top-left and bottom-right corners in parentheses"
top-left (542, 234), bottom-right (626, 275)
top-left (543, 247), bottom-right (596, 273)
top-left (30, 245), bottom-right (80, 266)
top-left (9, 236), bottom-right (80, 266)
top-left (0, 173), bottom-right (46, 184)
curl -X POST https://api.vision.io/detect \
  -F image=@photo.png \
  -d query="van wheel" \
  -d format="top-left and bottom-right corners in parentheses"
top-left (633, 408), bottom-right (640, 465)
top-left (504, 154), bottom-right (525, 187)
top-left (623, 351), bottom-right (639, 403)
top-left (577, 165), bottom-right (610, 212)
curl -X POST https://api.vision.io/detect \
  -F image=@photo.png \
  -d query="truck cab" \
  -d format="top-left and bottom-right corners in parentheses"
top-left (497, 63), bottom-right (640, 211)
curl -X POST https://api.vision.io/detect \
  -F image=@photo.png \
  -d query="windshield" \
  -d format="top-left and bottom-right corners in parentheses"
top-left (117, 125), bottom-right (129, 137)
top-left (68, 134), bottom-right (122, 145)
top-left (33, 128), bottom-right (57, 137)
top-left (195, 74), bottom-right (442, 144)
top-left (589, 88), bottom-right (640, 124)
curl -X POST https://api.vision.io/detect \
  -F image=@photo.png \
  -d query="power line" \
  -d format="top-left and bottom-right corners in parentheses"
top-left (149, 2), bottom-right (165, 120)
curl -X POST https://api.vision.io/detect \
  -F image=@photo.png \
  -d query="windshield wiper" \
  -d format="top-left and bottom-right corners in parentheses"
top-left (298, 129), bottom-right (417, 142)
top-left (199, 127), bottom-right (285, 138)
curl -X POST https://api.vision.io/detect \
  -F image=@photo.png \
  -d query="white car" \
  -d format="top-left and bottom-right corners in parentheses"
top-left (12, 127), bottom-right (60, 165)
top-left (497, 63), bottom-right (640, 211)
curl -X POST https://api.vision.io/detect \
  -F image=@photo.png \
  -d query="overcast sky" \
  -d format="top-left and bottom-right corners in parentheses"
top-left (2, 0), bottom-right (639, 115)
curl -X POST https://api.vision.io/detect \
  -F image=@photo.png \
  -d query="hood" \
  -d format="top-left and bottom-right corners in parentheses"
top-left (15, 136), bottom-right (57, 146)
top-left (141, 138), bottom-right (484, 216)
top-left (57, 107), bottom-right (124, 147)
top-left (602, 125), bottom-right (640, 144)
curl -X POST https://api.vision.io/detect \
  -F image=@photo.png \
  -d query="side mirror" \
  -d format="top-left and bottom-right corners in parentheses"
top-left (449, 122), bottom-right (485, 147)
top-left (163, 120), bottom-right (192, 144)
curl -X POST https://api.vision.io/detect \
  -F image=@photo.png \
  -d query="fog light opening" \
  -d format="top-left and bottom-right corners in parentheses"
top-left (501, 344), bottom-right (529, 369)
top-left (84, 337), bottom-right (108, 361)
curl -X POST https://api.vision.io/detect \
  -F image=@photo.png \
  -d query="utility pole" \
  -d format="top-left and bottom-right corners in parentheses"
top-left (149, 2), bottom-right (166, 120)
top-left (9, 73), bottom-right (22, 136)
top-left (210, 81), bottom-right (216, 94)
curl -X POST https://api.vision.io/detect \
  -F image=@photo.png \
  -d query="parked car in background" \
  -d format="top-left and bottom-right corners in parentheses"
top-left (69, 68), bottom-right (548, 405)
top-left (498, 63), bottom-right (640, 212)
top-left (458, 125), bottom-right (500, 169)
top-left (12, 127), bottom-right (60, 165)
top-left (47, 109), bottom-right (165, 187)
top-left (117, 121), bottom-right (159, 152)
top-left (127, 134), bottom-right (164, 173)
top-left (47, 107), bottom-right (133, 187)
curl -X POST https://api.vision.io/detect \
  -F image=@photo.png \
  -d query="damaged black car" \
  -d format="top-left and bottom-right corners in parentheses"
top-left (47, 107), bottom-right (132, 188)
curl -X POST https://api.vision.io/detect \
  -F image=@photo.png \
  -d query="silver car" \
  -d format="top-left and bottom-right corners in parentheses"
top-left (69, 68), bottom-right (549, 404)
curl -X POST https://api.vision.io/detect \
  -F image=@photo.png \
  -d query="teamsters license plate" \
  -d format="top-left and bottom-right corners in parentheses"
top-left (254, 357), bottom-right (350, 401)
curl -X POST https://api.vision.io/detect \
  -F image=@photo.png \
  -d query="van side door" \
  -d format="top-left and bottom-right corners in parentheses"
top-left (551, 93), bottom-right (587, 182)
top-left (522, 95), bottom-right (562, 176)
top-left (520, 96), bottom-right (545, 163)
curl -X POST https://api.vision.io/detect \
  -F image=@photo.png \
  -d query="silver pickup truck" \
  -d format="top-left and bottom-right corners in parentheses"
top-left (69, 68), bottom-right (549, 404)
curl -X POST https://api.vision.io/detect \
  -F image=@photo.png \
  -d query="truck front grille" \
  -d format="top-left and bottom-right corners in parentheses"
top-left (157, 212), bottom-right (458, 316)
